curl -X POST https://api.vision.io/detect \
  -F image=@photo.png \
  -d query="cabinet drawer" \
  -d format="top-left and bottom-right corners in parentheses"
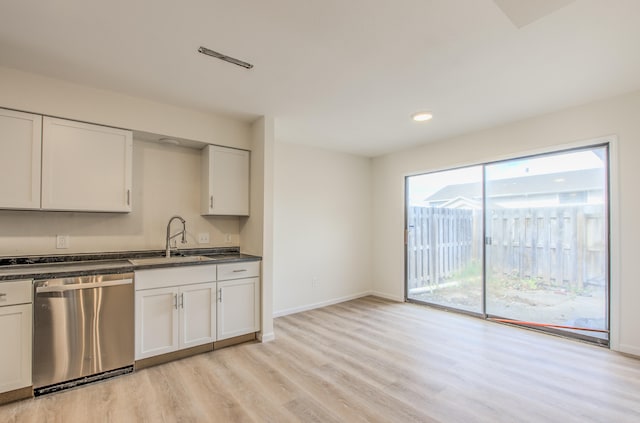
top-left (0, 279), bottom-right (32, 306)
top-left (217, 261), bottom-right (260, 280)
top-left (135, 264), bottom-right (217, 291)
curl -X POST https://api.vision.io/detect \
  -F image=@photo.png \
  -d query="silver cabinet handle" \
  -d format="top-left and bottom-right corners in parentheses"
top-left (233, 269), bottom-right (247, 273)
top-left (127, 189), bottom-right (131, 206)
top-left (180, 293), bottom-right (184, 309)
top-left (0, 293), bottom-right (6, 297)
top-left (219, 288), bottom-right (222, 303)
top-left (210, 196), bottom-right (213, 209)
top-left (174, 293), bottom-right (178, 310)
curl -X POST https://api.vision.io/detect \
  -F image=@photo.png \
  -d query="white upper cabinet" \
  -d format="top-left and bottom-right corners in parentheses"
top-left (0, 108), bottom-right (42, 210)
top-left (41, 117), bottom-right (133, 212)
top-left (201, 145), bottom-right (249, 216)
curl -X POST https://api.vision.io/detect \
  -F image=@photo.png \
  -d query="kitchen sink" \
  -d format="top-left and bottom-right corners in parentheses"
top-left (128, 255), bottom-right (215, 266)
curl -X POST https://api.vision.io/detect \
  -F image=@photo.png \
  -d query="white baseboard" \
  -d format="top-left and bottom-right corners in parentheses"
top-left (617, 343), bottom-right (640, 358)
top-left (273, 291), bottom-right (373, 318)
top-left (257, 331), bottom-right (275, 342)
top-left (370, 291), bottom-right (404, 302)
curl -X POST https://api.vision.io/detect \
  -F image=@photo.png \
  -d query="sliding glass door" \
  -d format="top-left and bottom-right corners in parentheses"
top-left (485, 147), bottom-right (609, 340)
top-left (406, 166), bottom-right (484, 314)
top-left (405, 145), bottom-right (609, 342)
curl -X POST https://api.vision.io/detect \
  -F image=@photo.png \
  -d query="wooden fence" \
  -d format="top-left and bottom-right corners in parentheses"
top-left (487, 205), bottom-right (606, 290)
top-left (406, 207), bottom-right (478, 291)
top-left (407, 205), bottom-right (606, 292)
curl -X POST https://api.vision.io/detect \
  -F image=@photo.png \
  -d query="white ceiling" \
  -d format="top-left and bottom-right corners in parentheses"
top-left (1, 0), bottom-right (640, 157)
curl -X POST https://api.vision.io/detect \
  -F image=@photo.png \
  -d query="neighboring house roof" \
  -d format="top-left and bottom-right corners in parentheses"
top-left (439, 196), bottom-right (482, 210)
top-left (427, 183), bottom-right (482, 203)
top-left (425, 168), bottom-right (604, 203)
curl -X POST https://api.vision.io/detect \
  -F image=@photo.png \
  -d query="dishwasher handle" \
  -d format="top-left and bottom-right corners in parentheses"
top-left (36, 278), bottom-right (133, 293)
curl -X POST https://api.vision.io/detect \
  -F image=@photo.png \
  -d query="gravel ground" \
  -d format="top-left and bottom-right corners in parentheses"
top-left (410, 279), bottom-right (608, 340)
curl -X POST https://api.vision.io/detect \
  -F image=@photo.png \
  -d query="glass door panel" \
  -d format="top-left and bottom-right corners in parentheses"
top-left (406, 166), bottom-right (483, 314)
top-left (484, 147), bottom-right (609, 340)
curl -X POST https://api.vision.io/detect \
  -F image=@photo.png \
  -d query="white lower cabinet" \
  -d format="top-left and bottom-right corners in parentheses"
top-left (134, 261), bottom-right (261, 360)
top-left (217, 278), bottom-right (260, 341)
top-left (180, 283), bottom-right (216, 349)
top-left (0, 280), bottom-right (33, 393)
top-left (136, 286), bottom-right (179, 359)
top-left (216, 261), bottom-right (261, 341)
top-left (135, 282), bottom-right (216, 360)
top-left (134, 265), bottom-right (217, 360)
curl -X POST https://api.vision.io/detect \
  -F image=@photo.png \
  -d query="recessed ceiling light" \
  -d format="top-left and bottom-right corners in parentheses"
top-left (412, 111), bottom-right (433, 122)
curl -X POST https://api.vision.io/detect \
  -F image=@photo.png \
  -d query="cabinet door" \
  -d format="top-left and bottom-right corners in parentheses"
top-left (217, 278), bottom-right (260, 340)
top-left (0, 304), bottom-right (32, 393)
top-left (180, 282), bottom-right (216, 348)
top-left (135, 287), bottom-right (179, 360)
top-left (201, 145), bottom-right (249, 216)
top-left (0, 109), bottom-right (42, 209)
top-left (41, 117), bottom-right (133, 212)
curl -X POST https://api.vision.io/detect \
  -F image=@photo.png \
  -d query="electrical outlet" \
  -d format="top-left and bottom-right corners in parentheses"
top-left (198, 232), bottom-right (210, 244)
top-left (311, 277), bottom-right (319, 288)
top-left (224, 234), bottom-right (232, 244)
top-left (56, 235), bottom-right (70, 249)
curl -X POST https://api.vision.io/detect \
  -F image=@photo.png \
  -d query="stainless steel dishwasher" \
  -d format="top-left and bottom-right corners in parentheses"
top-left (33, 272), bottom-right (134, 396)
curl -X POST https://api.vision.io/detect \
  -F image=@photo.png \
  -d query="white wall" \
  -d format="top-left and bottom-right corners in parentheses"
top-left (273, 141), bottom-right (372, 316)
top-left (371, 89), bottom-right (640, 356)
top-left (240, 116), bottom-right (275, 341)
top-left (0, 140), bottom-right (240, 255)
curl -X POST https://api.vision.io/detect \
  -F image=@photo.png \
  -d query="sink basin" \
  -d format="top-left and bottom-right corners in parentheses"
top-left (128, 255), bottom-right (215, 266)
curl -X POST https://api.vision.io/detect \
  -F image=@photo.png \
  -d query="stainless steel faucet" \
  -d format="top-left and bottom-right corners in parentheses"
top-left (165, 216), bottom-right (187, 258)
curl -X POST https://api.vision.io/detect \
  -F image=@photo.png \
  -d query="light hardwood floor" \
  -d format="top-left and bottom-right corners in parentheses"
top-left (2, 296), bottom-right (639, 422)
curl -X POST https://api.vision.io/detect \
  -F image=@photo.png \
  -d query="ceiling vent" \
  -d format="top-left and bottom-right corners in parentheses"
top-left (198, 46), bottom-right (254, 69)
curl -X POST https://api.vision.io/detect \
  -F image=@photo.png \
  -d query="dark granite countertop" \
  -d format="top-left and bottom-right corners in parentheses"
top-left (0, 247), bottom-right (261, 281)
